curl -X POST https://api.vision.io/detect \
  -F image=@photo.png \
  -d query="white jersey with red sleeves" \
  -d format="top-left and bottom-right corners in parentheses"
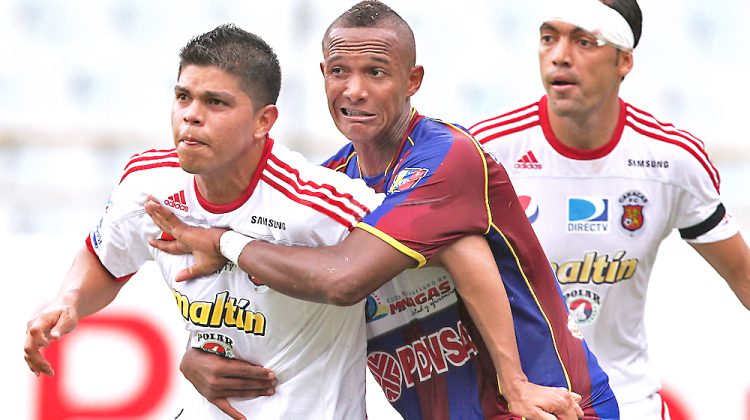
top-left (471, 96), bottom-right (738, 405)
top-left (87, 138), bottom-right (384, 419)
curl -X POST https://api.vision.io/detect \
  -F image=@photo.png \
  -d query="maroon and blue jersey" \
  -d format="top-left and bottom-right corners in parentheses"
top-left (323, 110), bottom-right (618, 419)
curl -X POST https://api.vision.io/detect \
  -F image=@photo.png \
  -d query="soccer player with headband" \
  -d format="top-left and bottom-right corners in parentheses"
top-left (472, 0), bottom-right (750, 418)
top-left (546, 0), bottom-right (635, 51)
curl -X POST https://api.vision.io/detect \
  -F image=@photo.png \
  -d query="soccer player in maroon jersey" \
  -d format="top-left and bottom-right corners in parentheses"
top-left (147, 2), bottom-right (620, 419)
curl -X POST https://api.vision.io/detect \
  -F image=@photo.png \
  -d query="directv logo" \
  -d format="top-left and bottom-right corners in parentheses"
top-left (567, 197), bottom-right (609, 233)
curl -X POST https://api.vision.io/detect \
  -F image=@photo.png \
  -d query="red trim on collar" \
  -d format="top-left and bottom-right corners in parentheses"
top-left (195, 138), bottom-right (275, 214)
top-left (539, 95), bottom-right (626, 160)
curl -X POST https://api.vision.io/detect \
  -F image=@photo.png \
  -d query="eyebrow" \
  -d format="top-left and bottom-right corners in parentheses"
top-left (326, 52), bottom-right (391, 65)
top-left (174, 85), bottom-right (235, 101)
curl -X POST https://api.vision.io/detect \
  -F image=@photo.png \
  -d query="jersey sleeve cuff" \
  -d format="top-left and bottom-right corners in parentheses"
top-left (356, 222), bottom-right (427, 268)
top-left (85, 234), bottom-right (136, 282)
top-left (681, 204), bottom-right (740, 244)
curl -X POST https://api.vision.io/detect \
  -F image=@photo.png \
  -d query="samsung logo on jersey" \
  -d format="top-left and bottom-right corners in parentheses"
top-left (251, 216), bottom-right (286, 230)
top-left (627, 159), bottom-right (670, 169)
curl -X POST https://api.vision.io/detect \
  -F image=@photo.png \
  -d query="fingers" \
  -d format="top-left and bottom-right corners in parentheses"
top-left (175, 265), bottom-right (211, 283)
top-left (211, 398), bottom-right (246, 420)
top-left (571, 392), bottom-right (584, 418)
top-left (548, 388), bottom-right (583, 420)
top-left (49, 310), bottom-right (78, 338)
top-left (148, 238), bottom-right (187, 255)
top-left (23, 335), bottom-right (54, 377)
top-left (25, 318), bottom-right (59, 376)
top-left (538, 411), bottom-right (557, 420)
top-left (145, 198), bottom-right (182, 227)
top-left (181, 348), bottom-right (277, 400)
top-left (144, 198), bottom-right (179, 235)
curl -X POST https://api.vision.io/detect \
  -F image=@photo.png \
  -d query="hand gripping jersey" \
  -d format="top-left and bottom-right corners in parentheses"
top-left (470, 96), bottom-right (738, 406)
top-left (87, 138), bottom-right (384, 420)
top-left (323, 110), bottom-right (618, 419)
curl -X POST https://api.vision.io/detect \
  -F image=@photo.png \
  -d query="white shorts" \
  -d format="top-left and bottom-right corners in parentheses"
top-left (619, 392), bottom-right (671, 420)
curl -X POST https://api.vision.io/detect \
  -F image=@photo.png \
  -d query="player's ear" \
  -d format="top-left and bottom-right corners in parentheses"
top-left (320, 62), bottom-right (325, 76)
top-left (406, 65), bottom-right (424, 98)
top-left (617, 50), bottom-right (633, 80)
top-left (254, 104), bottom-right (279, 139)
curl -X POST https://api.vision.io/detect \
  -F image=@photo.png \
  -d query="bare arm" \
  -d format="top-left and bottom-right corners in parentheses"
top-left (146, 197), bottom-right (413, 305)
top-left (690, 232), bottom-right (750, 310)
top-left (434, 235), bottom-right (583, 420)
top-left (24, 246), bottom-right (125, 376)
top-left (236, 228), bottom-right (413, 305)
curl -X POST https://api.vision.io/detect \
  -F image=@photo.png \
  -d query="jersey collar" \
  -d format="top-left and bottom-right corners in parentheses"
top-left (195, 137), bottom-right (274, 214)
top-left (539, 95), bottom-right (626, 160)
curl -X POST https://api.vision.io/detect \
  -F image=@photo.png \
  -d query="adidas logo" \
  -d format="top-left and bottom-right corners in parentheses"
top-left (514, 150), bottom-right (542, 170)
top-left (164, 190), bottom-right (189, 211)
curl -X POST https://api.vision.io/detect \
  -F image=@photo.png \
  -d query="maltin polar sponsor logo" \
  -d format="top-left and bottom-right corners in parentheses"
top-left (564, 288), bottom-right (602, 326)
top-left (191, 332), bottom-right (236, 358)
top-left (567, 197), bottom-right (609, 233)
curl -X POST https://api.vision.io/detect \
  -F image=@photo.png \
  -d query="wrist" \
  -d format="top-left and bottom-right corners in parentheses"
top-left (498, 374), bottom-right (530, 400)
top-left (219, 230), bottom-right (254, 265)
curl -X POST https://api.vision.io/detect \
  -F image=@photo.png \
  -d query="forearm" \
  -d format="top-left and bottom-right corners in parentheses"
top-left (453, 270), bottom-right (528, 390)
top-left (55, 247), bottom-right (124, 317)
top-left (234, 228), bottom-right (412, 305)
top-left (238, 240), bottom-right (354, 304)
top-left (436, 236), bottom-right (528, 395)
top-left (692, 232), bottom-right (750, 310)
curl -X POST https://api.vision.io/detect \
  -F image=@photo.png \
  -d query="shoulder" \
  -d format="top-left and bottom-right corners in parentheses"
top-left (401, 117), bottom-right (491, 185)
top-left (408, 117), bottom-right (485, 164)
top-left (468, 100), bottom-right (542, 145)
top-left (623, 102), bottom-right (720, 191)
top-left (264, 143), bottom-right (383, 225)
top-left (108, 148), bottom-right (187, 217)
top-left (321, 143), bottom-right (357, 172)
top-left (119, 148), bottom-right (182, 184)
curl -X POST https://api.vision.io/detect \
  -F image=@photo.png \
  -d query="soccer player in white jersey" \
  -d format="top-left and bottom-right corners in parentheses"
top-left (469, 0), bottom-right (750, 418)
top-left (23, 24), bottom-right (387, 419)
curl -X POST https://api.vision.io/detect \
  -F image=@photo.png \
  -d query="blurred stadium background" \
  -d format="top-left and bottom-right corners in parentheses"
top-left (3, 0), bottom-right (748, 418)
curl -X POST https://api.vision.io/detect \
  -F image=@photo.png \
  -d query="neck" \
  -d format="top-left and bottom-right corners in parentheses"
top-left (353, 108), bottom-right (413, 177)
top-left (548, 98), bottom-right (622, 151)
top-left (195, 139), bottom-right (266, 205)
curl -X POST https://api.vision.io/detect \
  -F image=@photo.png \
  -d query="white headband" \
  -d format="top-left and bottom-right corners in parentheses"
top-left (545, 0), bottom-right (634, 52)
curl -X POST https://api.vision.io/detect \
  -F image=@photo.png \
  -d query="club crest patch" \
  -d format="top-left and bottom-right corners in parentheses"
top-left (388, 168), bottom-right (428, 194)
top-left (619, 190), bottom-right (648, 236)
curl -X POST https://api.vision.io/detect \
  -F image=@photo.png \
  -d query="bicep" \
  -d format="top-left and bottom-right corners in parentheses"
top-left (329, 227), bottom-right (416, 303)
top-left (66, 246), bottom-right (125, 317)
top-left (690, 233), bottom-right (749, 276)
top-left (434, 234), bottom-right (502, 296)
top-left (690, 232), bottom-right (750, 309)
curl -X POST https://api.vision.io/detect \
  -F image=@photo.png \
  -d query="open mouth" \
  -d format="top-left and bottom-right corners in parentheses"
top-left (551, 80), bottom-right (574, 86)
top-left (341, 108), bottom-right (375, 117)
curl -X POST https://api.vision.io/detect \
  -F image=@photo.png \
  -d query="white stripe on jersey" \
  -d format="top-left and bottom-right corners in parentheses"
top-left (469, 103), bottom-right (540, 144)
top-left (121, 149), bottom-right (180, 183)
top-left (625, 105), bottom-right (720, 191)
top-left (263, 152), bottom-right (372, 230)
